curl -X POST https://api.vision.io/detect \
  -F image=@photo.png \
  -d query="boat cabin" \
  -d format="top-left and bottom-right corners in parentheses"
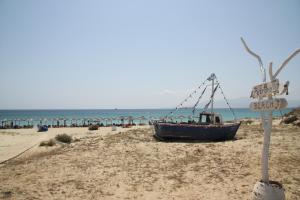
top-left (199, 112), bottom-right (223, 125)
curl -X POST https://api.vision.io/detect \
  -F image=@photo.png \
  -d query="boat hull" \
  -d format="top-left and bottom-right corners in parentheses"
top-left (154, 122), bottom-right (241, 141)
top-left (38, 125), bottom-right (48, 132)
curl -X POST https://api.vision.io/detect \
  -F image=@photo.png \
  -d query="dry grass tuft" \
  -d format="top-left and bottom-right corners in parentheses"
top-left (88, 125), bottom-right (99, 131)
top-left (55, 133), bottom-right (72, 144)
top-left (39, 139), bottom-right (56, 147)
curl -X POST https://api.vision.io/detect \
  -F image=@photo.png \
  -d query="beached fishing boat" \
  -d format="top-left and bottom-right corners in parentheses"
top-left (154, 73), bottom-right (241, 141)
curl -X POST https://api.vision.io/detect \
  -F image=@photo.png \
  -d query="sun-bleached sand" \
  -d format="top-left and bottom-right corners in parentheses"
top-left (0, 122), bottom-right (299, 199)
top-left (0, 126), bottom-right (144, 163)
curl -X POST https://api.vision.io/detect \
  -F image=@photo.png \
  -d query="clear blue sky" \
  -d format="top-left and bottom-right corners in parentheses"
top-left (0, 0), bottom-right (299, 109)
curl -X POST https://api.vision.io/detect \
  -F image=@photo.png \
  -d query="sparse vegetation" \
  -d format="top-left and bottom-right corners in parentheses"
top-left (55, 133), bottom-right (72, 144)
top-left (242, 119), bottom-right (253, 125)
top-left (73, 138), bottom-right (80, 142)
top-left (39, 139), bottom-right (56, 147)
top-left (281, 107), bottom-right (300, 126)
top-left (88, 125), bottom-right (99, 130)
top-left (281, 115), bottom-right (297, 124)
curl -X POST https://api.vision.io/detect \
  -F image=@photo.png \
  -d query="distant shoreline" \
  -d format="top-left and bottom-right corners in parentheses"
top-left (0, 107), bottom-right (297, 111)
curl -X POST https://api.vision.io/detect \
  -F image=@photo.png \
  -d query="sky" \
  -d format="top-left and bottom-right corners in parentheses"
top-left (0, 0), bottom-right (300, 109)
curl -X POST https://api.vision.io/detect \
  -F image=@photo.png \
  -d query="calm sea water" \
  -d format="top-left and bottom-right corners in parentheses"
top-left (0, 108), bottom-right (292, 126)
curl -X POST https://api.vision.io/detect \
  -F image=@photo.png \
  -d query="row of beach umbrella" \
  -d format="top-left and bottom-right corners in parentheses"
top-left (0, 115), bottom-right (196, 127)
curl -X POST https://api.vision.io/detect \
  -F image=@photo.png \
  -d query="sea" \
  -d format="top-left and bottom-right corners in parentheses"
top-left (0, 108), bottom-right (293, 126)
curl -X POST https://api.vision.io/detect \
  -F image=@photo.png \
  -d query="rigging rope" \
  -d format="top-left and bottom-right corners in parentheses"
top-left (192, 85), bottom-right (208, 115)
top-left (215, 78), bottom-right (237, 120)
top-left (165, 79), bottom-right (208, 118)
top-left (202, 83), bottom-right (219, 112)
top-left (164, 74), bottom-right (237, 122)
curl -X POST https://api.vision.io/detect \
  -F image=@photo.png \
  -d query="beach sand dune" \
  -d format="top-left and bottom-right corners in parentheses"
top-left (0, 124), bottom-right (299, 199)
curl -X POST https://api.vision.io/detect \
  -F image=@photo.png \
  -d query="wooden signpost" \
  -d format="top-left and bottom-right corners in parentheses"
top-left (241, 37), bottom-right (300, 200)
top-left (250, 79), bottom-right (279, 99)
top-left (250, 98), bottom-right (287, 111)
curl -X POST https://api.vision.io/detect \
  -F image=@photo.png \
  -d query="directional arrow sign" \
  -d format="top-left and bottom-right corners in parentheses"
top-left (250, 98), bottom-right (287, 111)
top-left (250, 79), bottom-right (279, 99)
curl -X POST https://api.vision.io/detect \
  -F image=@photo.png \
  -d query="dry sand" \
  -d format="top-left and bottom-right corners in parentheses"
top-left (0, 123), bottom-right (299, 199)
top-left (0, 126), bottom-right (143, 163)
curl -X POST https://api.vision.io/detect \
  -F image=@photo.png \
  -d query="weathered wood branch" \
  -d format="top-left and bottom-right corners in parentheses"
top-left (241, 37), bottom-right (266, 82)
top-left (273, 49), bottom-right (300, 78)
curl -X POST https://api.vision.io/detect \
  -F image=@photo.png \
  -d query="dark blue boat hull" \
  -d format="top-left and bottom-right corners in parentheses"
top-left (154, 122), bottom-right (241, 141)
top-left (38, 125), bottom-right (48, 132)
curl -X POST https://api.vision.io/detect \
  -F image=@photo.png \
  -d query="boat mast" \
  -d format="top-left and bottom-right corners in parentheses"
top-left (211, 73), bottom-right (215, 123)
top-left (211, 76), bottom-right (214, 114)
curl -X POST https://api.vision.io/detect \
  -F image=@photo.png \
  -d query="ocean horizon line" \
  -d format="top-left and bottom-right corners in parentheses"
top-left (0, 106), bottom-right (297, 111)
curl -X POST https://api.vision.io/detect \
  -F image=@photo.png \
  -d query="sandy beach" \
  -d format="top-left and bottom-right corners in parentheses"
top-left (0, 126), bottom-right (146, 164)
top-left (0, 122), bottom-right (299, 199)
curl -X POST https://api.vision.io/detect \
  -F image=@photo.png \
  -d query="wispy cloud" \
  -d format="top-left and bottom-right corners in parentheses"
top-left (161, 89), bottom-right (176, 96)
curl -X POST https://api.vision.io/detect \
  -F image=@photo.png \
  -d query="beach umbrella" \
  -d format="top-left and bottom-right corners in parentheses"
top-left (103, 118), bottom-right (107, 126)
top-left (7, 119), bottom-right (12, 128)
top-left (1, 119), bottom-right (7, 127)
top-left (103, 118), bottom-right (111, 126)
top-left (57, 118), bottom-right (64, 127)
top-left (74, 118), bottom-right (77, 125)
top-left (63, 118), bottom-right (67, 127)
top-left (87, 118), bottom-right (92, 125)
top-left (114, 117), bottom-right (121, 125)
top-left (27, 118), bottom-right (33, 126)
top-left (138, 116), bottom-right (146, 124)
top-left (51, 118), bottom-right (56, 127)
top-left (14, 119), bottom-right (19, 126)
top-left (108, 118), bottom-right (113, 125)
top-left (167, 117), bottom-right (174, 122)
top-left (19, 119), bottom-right (24, 127)
top-left (111, 117), bottom-right (117, 125)
top-left (178, 115), bottom-right (185, 122)
top-left (94, 118), bottom-right (101, 125)
top-left (128, 116), bottom-right (134, 125)
top-left (119, 116), bottom-right (125, 125)
top-left (75, 118), bottom-right (80, 126)
top-left (187, 115), bottom-right (194, 122)
top-left (42, 118), bottom-right (47, 126)
top-left (74, 118), bottom-right (79, 126)
top-left (20, 118), bottom-right (25, 126)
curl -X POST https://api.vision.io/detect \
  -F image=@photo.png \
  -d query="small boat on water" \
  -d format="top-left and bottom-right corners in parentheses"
top-left (154, 73), bottom-right (241, 141)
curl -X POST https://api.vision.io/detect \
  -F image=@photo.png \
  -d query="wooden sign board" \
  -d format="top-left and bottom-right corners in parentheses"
top-left (250, 79), bottom-right (279, 99)
top-left (250, 98), bottom-right (287, 111)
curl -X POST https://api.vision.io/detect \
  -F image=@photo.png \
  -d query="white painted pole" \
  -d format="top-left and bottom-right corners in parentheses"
top-left (259, 49), bottom-right (300, 183)
top-left (240, 37), bottom-right (300, 200)
top-left (261, 110), bottom-right (272, 182)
